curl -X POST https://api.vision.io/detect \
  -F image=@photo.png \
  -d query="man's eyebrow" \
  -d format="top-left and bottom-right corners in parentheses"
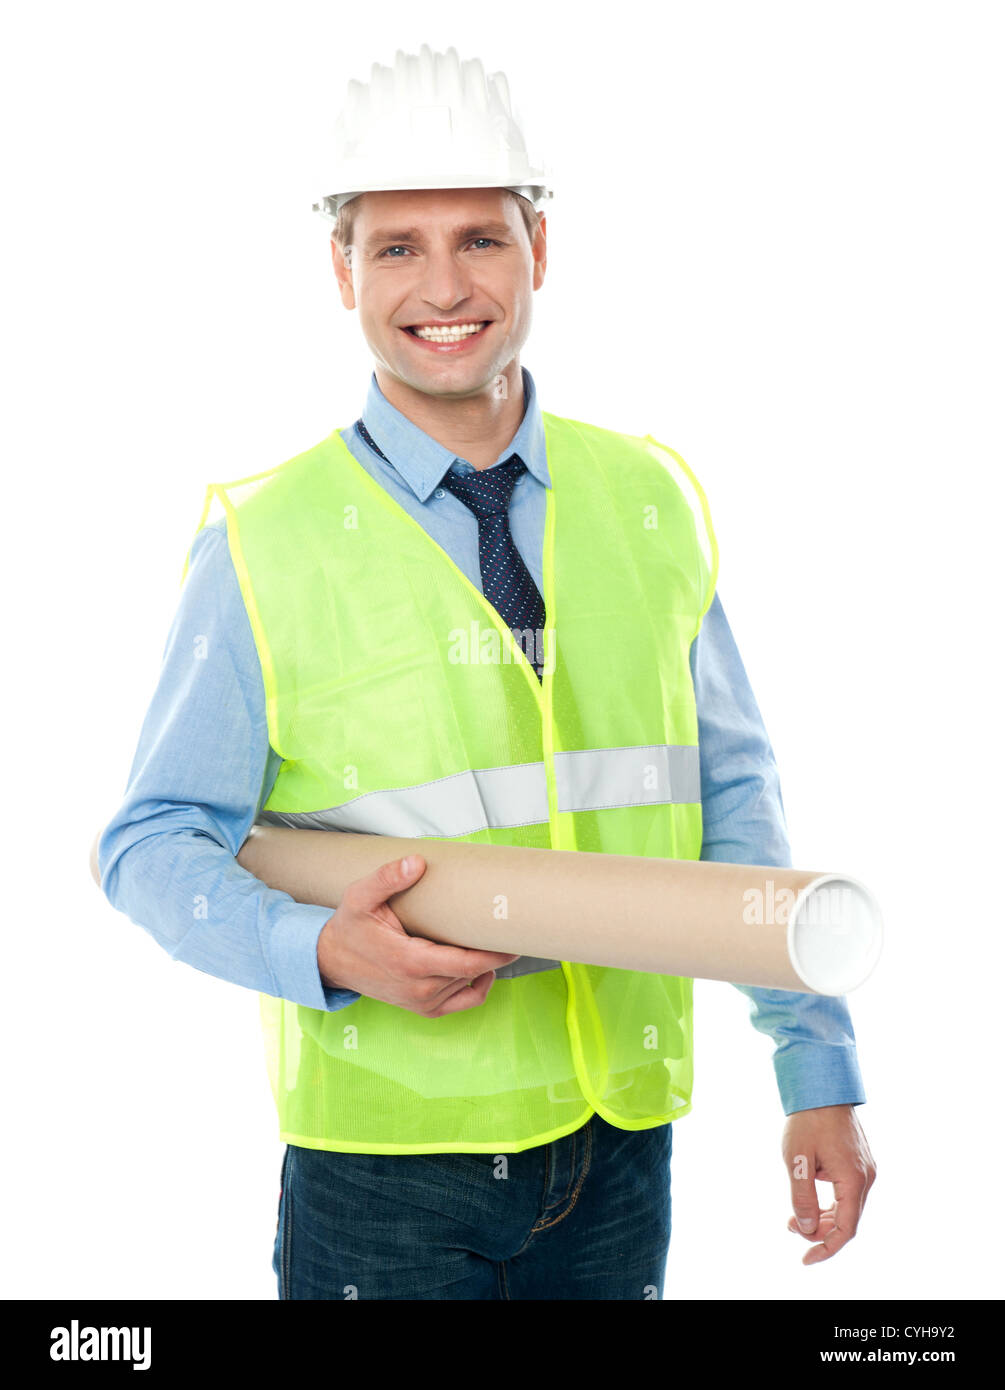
top-left (362, 221), bottom-right (513, 250)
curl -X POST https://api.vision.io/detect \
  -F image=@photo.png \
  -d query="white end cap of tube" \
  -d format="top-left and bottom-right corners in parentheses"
top-left (786, 874), bottom-right (883, 995)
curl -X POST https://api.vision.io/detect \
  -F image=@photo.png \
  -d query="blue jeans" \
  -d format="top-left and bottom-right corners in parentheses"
top-left (272, 1113), bottom-right (672, 1299)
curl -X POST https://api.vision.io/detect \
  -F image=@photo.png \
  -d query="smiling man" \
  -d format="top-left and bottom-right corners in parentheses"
top-left (342, 186), bottom-right (542, 477)
top-left (95, 44), bottom-right (874, 1300)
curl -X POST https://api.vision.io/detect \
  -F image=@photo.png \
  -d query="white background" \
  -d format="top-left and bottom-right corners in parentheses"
top-left (3, 0), bottom-right (1002, 1301)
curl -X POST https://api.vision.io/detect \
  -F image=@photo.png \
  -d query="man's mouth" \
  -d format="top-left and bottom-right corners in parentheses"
top-left (402, 321), bottom-right (492, 346)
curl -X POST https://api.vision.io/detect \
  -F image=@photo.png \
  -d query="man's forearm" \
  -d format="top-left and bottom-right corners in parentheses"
top-left (692, 591), bottom-right (868, 1111)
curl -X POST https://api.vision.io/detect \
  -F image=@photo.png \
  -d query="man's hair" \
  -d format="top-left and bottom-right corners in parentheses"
top-left (331, 189), bottom-right (541, 257)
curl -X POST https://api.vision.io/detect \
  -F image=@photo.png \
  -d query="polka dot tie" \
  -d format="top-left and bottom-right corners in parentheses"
top-left (439, 455), bottom-right (547, 682)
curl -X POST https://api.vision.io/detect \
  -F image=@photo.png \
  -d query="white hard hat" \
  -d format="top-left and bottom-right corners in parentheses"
top-left (313, 44), bottom-right (554, 221)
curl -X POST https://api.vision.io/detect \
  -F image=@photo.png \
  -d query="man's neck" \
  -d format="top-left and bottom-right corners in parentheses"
top-left (375, 363), bottom-right (525, 470)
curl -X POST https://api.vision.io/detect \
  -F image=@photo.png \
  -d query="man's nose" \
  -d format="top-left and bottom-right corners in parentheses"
top-left (416, 248), bottom-right (474, 310)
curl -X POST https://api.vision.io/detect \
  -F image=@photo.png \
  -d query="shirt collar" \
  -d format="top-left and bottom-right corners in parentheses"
top-left (358, 365), bottom-right (551, 503)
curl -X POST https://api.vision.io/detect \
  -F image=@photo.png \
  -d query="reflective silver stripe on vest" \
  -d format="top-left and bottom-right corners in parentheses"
top-left (554, 744), bottom-right (700, 817)
top-left (257, 744), bottom-right (699, 981)
top-left (260, 761), bottom-right (548, 839)
top-left (258, 745), bottom-right (699, 838)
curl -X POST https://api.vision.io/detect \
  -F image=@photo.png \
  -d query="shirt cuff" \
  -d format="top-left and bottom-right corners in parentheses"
top-left (267, 902), bottom-right (362, 1011)
top-left (772, 1039), bottom-right (868, 1116)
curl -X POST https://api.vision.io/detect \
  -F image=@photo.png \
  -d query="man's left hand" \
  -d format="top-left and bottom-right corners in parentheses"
top-left (782, 1103), bottom-right (876, 1264)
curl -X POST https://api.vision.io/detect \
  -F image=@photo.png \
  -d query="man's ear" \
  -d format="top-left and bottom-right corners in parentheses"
top-left (330, 238), bottom-right (357, 310)
top-left (532, 214), bottom-right (547, 290)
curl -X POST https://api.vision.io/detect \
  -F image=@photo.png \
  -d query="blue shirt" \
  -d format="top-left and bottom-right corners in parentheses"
top-left (98, 366), bottom-right (866, 1116)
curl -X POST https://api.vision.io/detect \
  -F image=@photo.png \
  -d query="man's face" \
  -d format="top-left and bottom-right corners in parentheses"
top-left (331, 187), bottom-right (546, 401)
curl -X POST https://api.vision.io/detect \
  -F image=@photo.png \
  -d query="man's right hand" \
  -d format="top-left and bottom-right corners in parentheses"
top-left (316, 853), bottom-right (520, 1017)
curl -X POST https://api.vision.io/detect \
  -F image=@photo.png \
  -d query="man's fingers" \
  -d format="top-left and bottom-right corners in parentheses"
top-left (788, 1151), bottom-right (822, 1237)
top-left (353, 858), bottom-right (521, 974)
top-left (801, 1176), bottom-right (866, 1264)
top-left (405, 935), bottom-right (520, 978)
top-left (429, 971), bottom-right (496, 1016)
top-left (416, 969), bottom-right (493, 1011)
top-left (345, 854), bottom-right (428, 917)
top-left (782, 1107), bottom-right (877, 1264)
top-left (803, 1205), bottom-right (852, 1264)
top-left (788, 1206), bottom-right (837, 1239)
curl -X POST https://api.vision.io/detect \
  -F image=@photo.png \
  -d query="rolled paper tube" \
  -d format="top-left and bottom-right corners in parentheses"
top-left (236, 827), bottom-right (882, 995)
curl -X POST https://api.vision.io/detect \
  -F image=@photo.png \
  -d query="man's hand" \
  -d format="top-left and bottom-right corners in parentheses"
top-left (782, 1103), bottom-right (876, 1264)
top-left (317, 853), bottom-right (521, 1017)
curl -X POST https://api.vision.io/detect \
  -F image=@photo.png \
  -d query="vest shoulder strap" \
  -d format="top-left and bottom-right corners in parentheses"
top-left (183, 415), bottom-right (719, 626)
top-left (542, 411), bottom-right (719, 625)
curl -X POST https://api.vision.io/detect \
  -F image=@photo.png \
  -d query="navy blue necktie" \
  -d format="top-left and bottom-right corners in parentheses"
top-left (354, 419), bottom-right (547, 681)
top-left (438, 455), bottom-right (547, 682)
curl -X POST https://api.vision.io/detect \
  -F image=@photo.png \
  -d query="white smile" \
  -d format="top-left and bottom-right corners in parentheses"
top-left (407, 321), bottom-right (489, 343)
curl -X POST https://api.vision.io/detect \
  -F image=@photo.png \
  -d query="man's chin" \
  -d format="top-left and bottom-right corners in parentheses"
top-left (376, 356), bottom-right (506, 400)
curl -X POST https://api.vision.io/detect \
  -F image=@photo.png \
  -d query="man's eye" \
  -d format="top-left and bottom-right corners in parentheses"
top-left (379, 239), bottom-right (500, 257)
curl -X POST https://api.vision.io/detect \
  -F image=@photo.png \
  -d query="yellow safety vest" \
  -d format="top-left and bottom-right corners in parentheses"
top-left (185, 411), bottom-right (718, 1153)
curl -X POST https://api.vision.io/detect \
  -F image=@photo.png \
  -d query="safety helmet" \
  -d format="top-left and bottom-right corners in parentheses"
top-left (312, 44), bottom-right (554, 221)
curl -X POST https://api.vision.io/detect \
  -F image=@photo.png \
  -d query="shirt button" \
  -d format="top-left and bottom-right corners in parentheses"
top-left (435, 488), bottom-right (445, 498)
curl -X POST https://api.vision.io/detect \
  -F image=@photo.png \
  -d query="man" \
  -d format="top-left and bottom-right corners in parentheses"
top-left (95, 45), bottom-right (875, 1300)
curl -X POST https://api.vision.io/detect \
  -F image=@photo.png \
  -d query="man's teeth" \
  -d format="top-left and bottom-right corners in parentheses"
top-left (411, 322), bottom-right (486, 342)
